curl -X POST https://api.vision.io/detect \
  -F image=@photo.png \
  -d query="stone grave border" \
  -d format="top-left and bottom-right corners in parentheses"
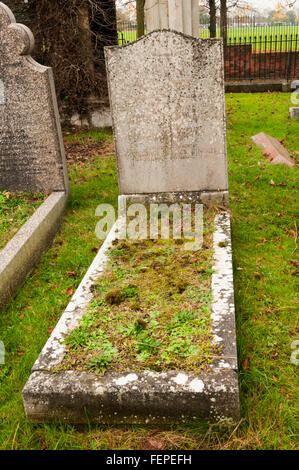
top-left (0, 191), bottom-right (68, 311)
top-left (22, 194), bottom-right (239, 424)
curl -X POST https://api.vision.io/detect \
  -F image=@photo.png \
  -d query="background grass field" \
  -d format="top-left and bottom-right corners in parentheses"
top-left (0, 93), bottom-right (298, 450)
top-left (118, 24), bottom-right (299, 51)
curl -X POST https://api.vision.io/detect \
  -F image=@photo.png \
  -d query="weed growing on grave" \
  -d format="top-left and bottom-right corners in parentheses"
top-left (61, 210), bottom-right (220, 374)
top-left (0, 191), bottom-right (44, 250)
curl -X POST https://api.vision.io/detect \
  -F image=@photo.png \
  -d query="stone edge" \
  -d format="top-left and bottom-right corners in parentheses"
top-left (22, 197), bottom-right (239, 424)
top-left (0, 191), bottom-right (67, 311)
top-left (121, 191), bottom-right (229, 207)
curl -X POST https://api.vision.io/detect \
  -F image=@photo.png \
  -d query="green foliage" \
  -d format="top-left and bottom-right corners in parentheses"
top-left (0, 191), bottom-right (44, 249)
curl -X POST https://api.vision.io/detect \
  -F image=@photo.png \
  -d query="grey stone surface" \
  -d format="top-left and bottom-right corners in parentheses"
top-left (0, 191), bottom-right (67, 311)
top-left (0, 2), bottom-right (69, 194)
top-left (289, 107), bottom-right (299, 119)
top-left (124, 191), bottom-right (229, 207)
top-left (23, 369), bottom-right (239, 424)
top-left (105, 31), bottom-right (228, 195)
top-left (211, 213), bottom-right (238, 371)
top-left (251, 132), bottom-right (295, 168)
top-left (23, 208), bottom-right (239, 424)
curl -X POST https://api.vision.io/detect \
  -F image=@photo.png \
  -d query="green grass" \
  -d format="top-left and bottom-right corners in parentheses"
top-left (0, 192), bottom-right (44, 250)
top-left (119, 25), bottom-right (299, 50)
top-left (0, 93), bottom-right (298, 449)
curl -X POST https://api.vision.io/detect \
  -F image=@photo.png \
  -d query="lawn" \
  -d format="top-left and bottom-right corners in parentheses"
top-left (0, 93), bottom-right (298, 450)
top-left (119, 25), bottom-right (299, 51)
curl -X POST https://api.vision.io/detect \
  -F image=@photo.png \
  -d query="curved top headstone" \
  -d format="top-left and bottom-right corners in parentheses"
top-left (0, 2), bottom-right (69, 194)
top-left (105, 30), bottom-right (228, 195)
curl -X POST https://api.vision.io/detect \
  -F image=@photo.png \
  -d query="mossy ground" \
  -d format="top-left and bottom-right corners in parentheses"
top-left (60, 210), bottom-right (221, 374)
top-left (0, 191), bottom-right (44, 250)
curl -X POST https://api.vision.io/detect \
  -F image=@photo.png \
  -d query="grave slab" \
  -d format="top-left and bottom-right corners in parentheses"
top-left (251, 132), bottom-right (295, 168)
top-left (22, 200), bottom-right (239, 424)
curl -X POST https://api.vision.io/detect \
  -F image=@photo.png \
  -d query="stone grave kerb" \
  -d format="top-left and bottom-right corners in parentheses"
top-left (105, 30), bottom-right (228, 205)
top-left (0, 2), bottom-right (69, 194)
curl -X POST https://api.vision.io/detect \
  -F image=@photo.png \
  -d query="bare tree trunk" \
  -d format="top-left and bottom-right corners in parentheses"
top-left (209, 0), bottom-right (217, 38)
top-left (78, 4), bottom-right (96, 80)
top-left (220, 0), bottom-right (227, 48)
top-left (136, 0), bottom-right (145, 38)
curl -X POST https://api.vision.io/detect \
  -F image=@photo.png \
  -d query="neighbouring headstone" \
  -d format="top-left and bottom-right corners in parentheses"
top-left (105, 30), bottom-right (228, 197)
top-left (289, 107), bottom-right (299, 119)
top-left (251, 132), bottom-right (295, 168)
top-left (0, 2), bottom-right (69, 194)
top-left (145, 0), bottom-right (199, 37)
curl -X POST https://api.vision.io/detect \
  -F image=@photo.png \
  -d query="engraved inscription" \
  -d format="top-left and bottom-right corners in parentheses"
top-left (106, 31), bottom-right (228, 194)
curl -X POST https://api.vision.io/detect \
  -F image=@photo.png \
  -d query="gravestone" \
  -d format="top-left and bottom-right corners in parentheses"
top-left (251, 132), bottom-right (295, 168)
top-left (0, 2), bottom-right (68, 194)
top-left (105, 30), bottom-right (228, 197)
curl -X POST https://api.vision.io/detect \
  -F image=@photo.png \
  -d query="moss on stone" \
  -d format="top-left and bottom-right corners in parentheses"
top-left (61, 209), bottom-right (221, 375)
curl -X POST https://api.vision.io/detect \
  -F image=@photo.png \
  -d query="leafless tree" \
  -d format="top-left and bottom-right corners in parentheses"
top-left (209, 0), bottom-right (217, 37)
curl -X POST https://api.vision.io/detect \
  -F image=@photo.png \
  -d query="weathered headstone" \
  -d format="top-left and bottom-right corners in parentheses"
top-left (105, 31), bottom-right (228, 198)
top-left (0, 2), bottom-right (69, 194)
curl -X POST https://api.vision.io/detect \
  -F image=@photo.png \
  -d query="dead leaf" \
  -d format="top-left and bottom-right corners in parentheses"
top-left (68, 270), bottom-right (77, 278)
top-left (141, 438), bottom-right (165, 451)
top-left (270, 180), bottom-right (275, 186)
top-left (67, 288), bottom-right (74, 296)
top-left (243, 358), bottom-right (250, 370)
top-left (5, 192), bottom-right (10, 199)
top-left (290, 259), bottom-right (299, 268)
top-left (256, 238), bottom-right (268, 246)
top-left (289, 230), bottom-right (297, 239)
top-left (47, 326), bottom-right (54, 336)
